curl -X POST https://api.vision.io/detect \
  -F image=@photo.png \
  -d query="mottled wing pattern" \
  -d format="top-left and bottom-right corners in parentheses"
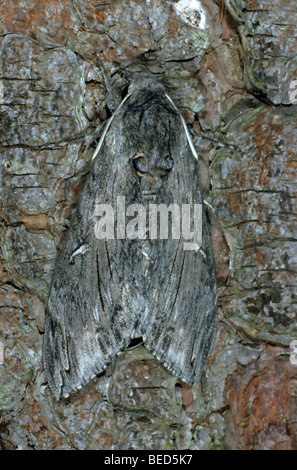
top-left (43, 79), bottom-right (217, 399)
top-left (138, 140), bottom-right (217, 385)
top-left (43, 146), bottom-right (139, 399)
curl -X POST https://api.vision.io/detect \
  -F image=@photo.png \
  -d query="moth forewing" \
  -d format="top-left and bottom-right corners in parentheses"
top-left (43, 79), bottom-right (217, 399)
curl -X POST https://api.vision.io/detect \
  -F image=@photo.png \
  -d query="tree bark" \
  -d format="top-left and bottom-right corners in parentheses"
top-left (0, 0), bottom-right (296, 450)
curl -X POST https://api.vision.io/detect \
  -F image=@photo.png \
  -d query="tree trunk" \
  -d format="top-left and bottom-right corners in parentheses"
top-left (0, 0), bottom-right (296, 450)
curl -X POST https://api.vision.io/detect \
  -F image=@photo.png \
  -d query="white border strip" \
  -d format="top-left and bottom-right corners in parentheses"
top-left (92, 90), bottom-right (199, 162)
top-left (166, 93), bottom-right (199, 161)
top-left (92, 93), bottom-right (132, 161)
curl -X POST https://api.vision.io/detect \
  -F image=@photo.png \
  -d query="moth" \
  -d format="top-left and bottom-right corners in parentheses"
top-left (43, 78), bottom-right (217, 399)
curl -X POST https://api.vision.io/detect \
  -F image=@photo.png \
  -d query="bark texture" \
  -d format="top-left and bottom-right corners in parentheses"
top-left (0, 0), bottom-right (296, 450)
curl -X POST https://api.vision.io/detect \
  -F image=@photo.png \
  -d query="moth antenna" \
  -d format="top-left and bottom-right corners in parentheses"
top-left (94, 52), bottom-right (121, 113)
top-left (189, 128), bottom-right (244, 156)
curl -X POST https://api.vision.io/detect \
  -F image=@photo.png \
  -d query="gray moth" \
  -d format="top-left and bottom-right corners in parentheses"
top-left (43, 78), bottom-right (217, 399)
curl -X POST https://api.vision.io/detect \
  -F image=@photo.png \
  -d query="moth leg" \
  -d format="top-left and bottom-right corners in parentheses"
top-left (69, 244), bottom-right (91, 264)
